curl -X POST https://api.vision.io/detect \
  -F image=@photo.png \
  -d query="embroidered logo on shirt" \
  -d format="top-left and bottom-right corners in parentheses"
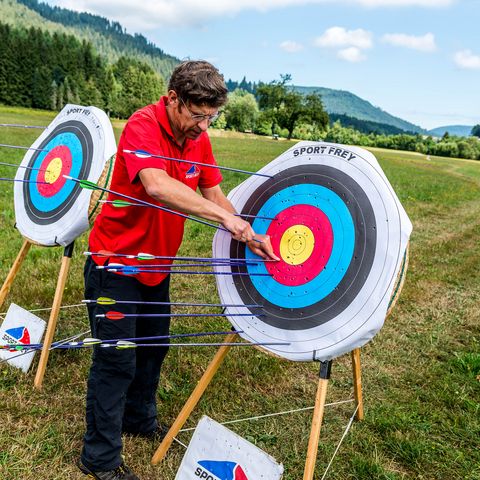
top-left (185, 164), bottom-right (200, 179)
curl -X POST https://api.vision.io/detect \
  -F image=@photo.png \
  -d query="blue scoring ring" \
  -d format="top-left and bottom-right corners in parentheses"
top-left (245, 184), bottom-right (355, 308)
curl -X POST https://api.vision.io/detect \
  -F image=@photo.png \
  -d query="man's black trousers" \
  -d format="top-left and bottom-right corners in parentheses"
top-left (81, 257), bottom-right (171, 471)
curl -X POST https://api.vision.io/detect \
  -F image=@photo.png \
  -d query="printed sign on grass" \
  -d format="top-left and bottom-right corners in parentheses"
top-left (0, 303), bottom-right (46, 372)
top-left (176, 416), bottom-right (283, 480)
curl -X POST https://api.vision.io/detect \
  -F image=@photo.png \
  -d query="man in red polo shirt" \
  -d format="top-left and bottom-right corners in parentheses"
top-left (78, 61), bottom-right (278, 480)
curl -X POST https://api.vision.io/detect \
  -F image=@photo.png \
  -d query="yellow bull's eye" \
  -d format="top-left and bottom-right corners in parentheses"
top-left (44, 157), bottom-right (63, 184)
top-left (280, 225), bottom-right (315, 265)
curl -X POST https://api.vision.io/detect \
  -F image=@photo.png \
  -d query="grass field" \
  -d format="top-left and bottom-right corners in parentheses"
top-left (0, 106), bottom-right (479, 480)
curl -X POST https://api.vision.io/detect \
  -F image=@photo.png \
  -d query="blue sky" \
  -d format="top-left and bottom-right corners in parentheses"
top-left (46, 0), bottom-right (479, 130)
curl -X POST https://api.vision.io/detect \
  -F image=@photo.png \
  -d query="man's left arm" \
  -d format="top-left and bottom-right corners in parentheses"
top-left (200, 185), bottom-right (279, 261)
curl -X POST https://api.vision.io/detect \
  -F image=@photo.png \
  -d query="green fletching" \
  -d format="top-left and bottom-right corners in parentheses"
top-left (112, 200), bottom-right (133, 208)
top-left (78, 179), bottom-right (98, 190)
top-left (137, 252), bottom-right (155, 261)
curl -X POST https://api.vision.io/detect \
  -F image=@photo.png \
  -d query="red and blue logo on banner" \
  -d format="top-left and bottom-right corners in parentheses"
top-left (196, 460), bottom-right (248, 480)
top-left (3, 326), bottom-right (30, 351)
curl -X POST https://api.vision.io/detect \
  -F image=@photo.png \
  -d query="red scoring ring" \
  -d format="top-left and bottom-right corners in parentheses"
top-left (37, 145), bottom-right (72, 197)
top-left (265, 204), bottom-right (333, 286)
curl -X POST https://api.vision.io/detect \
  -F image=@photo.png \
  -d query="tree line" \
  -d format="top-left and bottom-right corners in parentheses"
top-left (220, 79), bottom-right (480, 160)
top-left (0, 23), bottom-right (164, 118)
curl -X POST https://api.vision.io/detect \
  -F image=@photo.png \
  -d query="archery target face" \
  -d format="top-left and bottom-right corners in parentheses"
top-left (213, 142), bottom-right (412, 362)
top-left (14, 105), bottom-right (116, 246)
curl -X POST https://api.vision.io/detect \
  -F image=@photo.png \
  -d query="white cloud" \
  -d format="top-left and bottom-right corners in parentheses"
top-left (47, 0), bottom-right (455, 30)
top-left (382, 32), bottom-right (436, 52)
top-left (453, 50), bottom-right (480, 70)
top-left (357, 0), bottom-right (452, 6)
top-left (280, 40), bottom-right (304, 53)
top-left (337, 47), bottom-right (367, 62)
top-left (314, 27), bottom-right (373, 49)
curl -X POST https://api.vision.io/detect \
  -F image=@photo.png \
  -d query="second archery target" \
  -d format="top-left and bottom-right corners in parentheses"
top-left (14, 104), bottom-right (116, 246)
top-left (213, 141), bottom-right (412, 362)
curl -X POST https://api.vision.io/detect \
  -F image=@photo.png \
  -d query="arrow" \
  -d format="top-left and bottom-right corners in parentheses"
top-left (0, 161), bottom-right (48, 172)
top-left (0, 178), bottom-right (49, 184)
top-left (2, 330), bottom-right (243, 351)
top-left (99, 199), bottom-right (276, 220)
top-left (0, 123), bottom-right (46, 129)
top-left (123, 149), bottom-right (272, 178)
top-left (101, 266), bottom-right (270, 276)
top-left (0, 143), bottom-right (47, 152)
top-left (83, 297), bottom-right (262, 308)
top-left (66, 175), bottom-right (231, 234)
top-left (84, 251), bottom-right (271, 263)
top-left (98, 311), bottom-right (261, 320)
top-left (96, 261), bottom-right (258, 269)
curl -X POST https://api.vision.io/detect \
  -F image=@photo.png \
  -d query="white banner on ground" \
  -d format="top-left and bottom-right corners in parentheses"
top-left (0, 303), bottom-right (46, 372)
top-left (175, 416), bottom-right (284, 480)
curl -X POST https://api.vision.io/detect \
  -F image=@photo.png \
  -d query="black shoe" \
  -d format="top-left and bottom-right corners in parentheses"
top-left (123, 423), bottom-right (169, 441)
top-left (77, 458), bottom-right (140, 480)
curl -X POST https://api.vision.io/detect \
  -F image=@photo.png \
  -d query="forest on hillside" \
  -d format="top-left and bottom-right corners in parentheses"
top-left (0, 23), bottom-right (165, 118)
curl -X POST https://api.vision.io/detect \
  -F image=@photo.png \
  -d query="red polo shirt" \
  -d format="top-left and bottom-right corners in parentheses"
top-left (89, 97), bottom-right (223, 286)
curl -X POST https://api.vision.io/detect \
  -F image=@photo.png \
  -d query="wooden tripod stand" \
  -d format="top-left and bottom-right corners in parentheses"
top-left (0, 239), bottom-right (75, 389)
top-left (151, 334), bottom-right (364, 479)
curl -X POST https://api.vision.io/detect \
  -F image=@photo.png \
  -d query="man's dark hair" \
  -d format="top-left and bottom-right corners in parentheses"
top-left (168, 60), bottom-right (228, 108)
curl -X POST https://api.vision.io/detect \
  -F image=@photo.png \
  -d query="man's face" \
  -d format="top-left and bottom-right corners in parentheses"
top-left (169, 93), bottom-right (220, 141)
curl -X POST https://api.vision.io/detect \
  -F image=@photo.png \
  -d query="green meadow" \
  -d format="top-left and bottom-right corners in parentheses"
top-left (0, 106), bottom-right (479, 480)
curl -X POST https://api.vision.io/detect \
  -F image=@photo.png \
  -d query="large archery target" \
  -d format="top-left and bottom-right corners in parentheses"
top-left (14, 105), bottom-right (116, 246)
top-left (213, 142), bottom-right (412, 362)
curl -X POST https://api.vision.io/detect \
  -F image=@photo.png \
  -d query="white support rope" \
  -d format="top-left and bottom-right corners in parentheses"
top-left (179, 399), bottom-right (354, 433)
top-left (0, 303), bottom-right (86, 316)
top-left (172, 437), bottom-right (189, 449)
top-left (320, 403), bottom-right (360, 480)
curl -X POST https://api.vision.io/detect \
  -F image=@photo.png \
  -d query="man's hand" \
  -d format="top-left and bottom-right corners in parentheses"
top-left (222, 215), bottom-right (256, 242)
top-left (246, 234), bottom-right (280, 261)
top-left (222, 215), bottom-right (280, 261)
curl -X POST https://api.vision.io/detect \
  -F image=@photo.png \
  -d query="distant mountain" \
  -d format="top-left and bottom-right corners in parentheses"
top-left (328, 113), bottom-right (412, 136)
top-left (2, 0), bottom-right (180, 78)
top-left (295, 86), bottom-right (424, 134)
top-left (427, 125), bottom-right (473, 137)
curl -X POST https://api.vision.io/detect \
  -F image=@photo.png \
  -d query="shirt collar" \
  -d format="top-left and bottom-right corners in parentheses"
top-left (156, 96), bottom-right (176, 142)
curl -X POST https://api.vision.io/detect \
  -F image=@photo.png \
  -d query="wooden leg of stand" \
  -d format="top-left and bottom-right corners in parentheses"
top-left (151, 332), bottom-right (237, 465)
top-left (351, 348), bottom-right (364, 421)
top-left (303, 360), bottom-right (332, 480)
top-left (34, 243), bottom-right (74, 390)
top-left (0, 240), bottom-right (31, 308)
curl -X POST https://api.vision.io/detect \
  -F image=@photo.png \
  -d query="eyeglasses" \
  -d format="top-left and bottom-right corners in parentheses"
top-left (180, 97), bottom-right (221, 124)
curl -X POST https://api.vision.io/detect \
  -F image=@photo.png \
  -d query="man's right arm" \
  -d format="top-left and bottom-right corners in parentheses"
top-left (138, 168), bottom-right (256, 242)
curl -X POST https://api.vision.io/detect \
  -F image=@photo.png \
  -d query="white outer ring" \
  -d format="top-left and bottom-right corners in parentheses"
top-left (14, 104), bottom-right (116, 247)
top-left (213, 141), bottom-right (412, 362)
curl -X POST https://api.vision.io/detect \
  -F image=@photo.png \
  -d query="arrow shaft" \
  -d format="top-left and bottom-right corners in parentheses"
top-left (66, 175), bottom-right (229, 233)
top-left (84, 251), bottom-right (270, 263)
top-left (0, 178), bottom-right (49, 184)
top-left (0, 143), bottom-right (47, 152)
top-left (2, 330), bottom-right (243, 350)
top-left (124, 149), bottom-right (272, 178)
top-left (83, 299), bottom-right (262, 308)
top-left (0, 123), bottom-right (46, 129)
top-left (0, 161), bottom-right (46, 172)
top-left (106, 268), bottom-right (269, 276)
top-left (98, 313), bottom-right (258, 318)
